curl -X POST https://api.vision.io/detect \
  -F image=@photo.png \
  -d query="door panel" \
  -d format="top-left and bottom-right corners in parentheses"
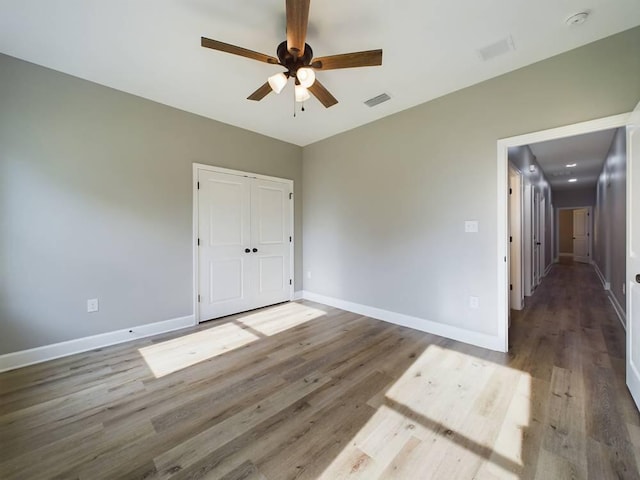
top-left (198, 171), bottom-right (252, 320)
top-left (627, 101), bottom-right (640, 410)
top-left (251, 179), bottom-right (291, 308)
top-left (259, 256), bottom-right (285, 292)
top-left (210, 259), bottom-right (243, 302)
top-left (256, 185), bottom-right (285, 244)
top-left (573, 208), bottom-right (589, 263)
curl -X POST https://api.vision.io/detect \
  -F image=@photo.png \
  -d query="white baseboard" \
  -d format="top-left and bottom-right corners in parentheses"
top-left (593, 262), bottom-right (610, 290)
top-left (608, 292), bottom-right (626, 331)
top-left (0, 314), bottom-right (196, 373)
top-left (544, 263), bottom-right (553, 276)
top-left (301, 291), bottom-right (504, 352)
top-left (292, 290), bottom-right (303, 301)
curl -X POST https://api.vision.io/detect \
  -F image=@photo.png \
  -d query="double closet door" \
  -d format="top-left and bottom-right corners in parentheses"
top-left (197, 168), bottom-right (293, 321)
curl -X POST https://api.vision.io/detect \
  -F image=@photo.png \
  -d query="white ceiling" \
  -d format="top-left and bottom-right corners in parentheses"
top-left (1, 1), bottom-right (638, 146)
top-left (529, 128), bottom-right (617, 191)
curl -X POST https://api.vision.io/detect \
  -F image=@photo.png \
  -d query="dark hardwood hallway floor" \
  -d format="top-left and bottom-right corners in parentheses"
top-left (1, 262), bottom-right (638, 479)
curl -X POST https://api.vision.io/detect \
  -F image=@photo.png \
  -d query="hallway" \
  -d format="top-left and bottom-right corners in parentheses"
top-left (509, 261), bottom-right (640, 478)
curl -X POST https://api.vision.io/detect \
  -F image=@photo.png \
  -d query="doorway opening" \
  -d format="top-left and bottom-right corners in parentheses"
top-left (556, 207), bottom-right (593, 264)
top-left (496, 112), bottom-right (631, 352)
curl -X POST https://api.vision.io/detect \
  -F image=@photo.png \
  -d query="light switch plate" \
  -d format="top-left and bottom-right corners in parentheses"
top-left (465, 220), bottom-right (479, 233)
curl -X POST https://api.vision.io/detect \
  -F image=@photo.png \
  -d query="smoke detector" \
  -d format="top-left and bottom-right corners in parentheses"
top-left (565, 12), bottom-right (590, 26)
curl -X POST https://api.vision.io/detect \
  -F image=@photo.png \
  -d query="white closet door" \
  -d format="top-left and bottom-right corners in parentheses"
top-left (198, 170), bottom-right (252, 320)
top-left (250, 178), bottom-right (291, 308)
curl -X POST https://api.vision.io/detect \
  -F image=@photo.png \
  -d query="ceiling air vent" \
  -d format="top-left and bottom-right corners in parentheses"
top-left (477, 36), bottom-right (515, 61)
top-left (364, 93), bottom-right (391, 107)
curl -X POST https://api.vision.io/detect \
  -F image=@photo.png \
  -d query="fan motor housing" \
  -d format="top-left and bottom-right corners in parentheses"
top-left (277, 41), bottom-right (313, 73)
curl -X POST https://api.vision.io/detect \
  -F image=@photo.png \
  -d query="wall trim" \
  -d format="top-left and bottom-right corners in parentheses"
top-left (593, 262), bottom-right (611, 290)
top-left (608, 292), bottom-right (626, 331)
top-left (293, 290), bottom-right (304, 301)
top-left (0, 315), bottom-right (195, 373)
top-left (301, 291), bottom-right (504, 352)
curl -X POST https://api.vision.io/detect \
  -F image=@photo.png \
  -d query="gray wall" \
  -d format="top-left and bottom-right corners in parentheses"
top-left (594, 127), bottom-right (627, 315)
top-left (0, 53), bottom-right (303, 354)
top-left (553, 186), bottom-right (597, 208)
top-left (302, 27), bottom-right (640, 338)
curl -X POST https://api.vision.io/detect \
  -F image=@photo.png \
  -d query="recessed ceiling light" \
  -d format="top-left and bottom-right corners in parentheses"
top-left (566, 163), bottom-right (577, 167)
top-left (568, 178), bottom-right (577, 182)
top-left (565, 12), bottom-right (590, 26)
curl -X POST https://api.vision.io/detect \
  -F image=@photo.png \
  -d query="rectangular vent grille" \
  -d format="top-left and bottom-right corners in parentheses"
top-left (364, 93), bottom-right (391, 107)
top-left (477, 36), bottom-right (515, 61)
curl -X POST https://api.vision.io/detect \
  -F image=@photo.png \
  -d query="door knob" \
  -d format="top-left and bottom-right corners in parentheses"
top-left (252, 248), bottom-right (258, 253)
top-left (536, 242), bottom-right (541, 245)
top-left (244, 248), bottom-right (251, 253)
top-left (636, 274), bottom-right (640, 284)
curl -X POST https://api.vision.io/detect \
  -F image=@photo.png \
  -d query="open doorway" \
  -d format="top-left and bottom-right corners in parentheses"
top-left (497, 112), bottom-right (630, 352)
top-left (497, 108), bottom-right (639, 411)
top-left (557, 207), bottom-right (593, 264)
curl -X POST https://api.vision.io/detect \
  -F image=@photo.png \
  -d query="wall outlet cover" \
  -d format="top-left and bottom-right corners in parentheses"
top-left (465, 221), bottom-right (479, 233)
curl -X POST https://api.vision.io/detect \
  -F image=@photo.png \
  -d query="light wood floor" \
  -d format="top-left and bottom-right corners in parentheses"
top-left (1, 263), bottom-right (639, 479)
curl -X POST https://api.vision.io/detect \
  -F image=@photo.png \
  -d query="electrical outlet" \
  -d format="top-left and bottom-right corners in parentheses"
top-left (87, 298), bottom-right (99, 313)
top-left (469, 296), bottom-right (479, 309)
top-left (622, 283), bottom-right (625, 295)
top-left (465, 221), bottom-right (479, 233)
top-left (307, 271), bottom-right (312, 279)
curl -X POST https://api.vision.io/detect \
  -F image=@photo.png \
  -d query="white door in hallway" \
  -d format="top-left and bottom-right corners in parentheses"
top-left (627, 101), bottom-right (640, 410)
top-left (572, 208), bottom-right (590, 263)
top-left (539, 197), bottom-right (546, 277)
top-left (197, 169), bottom-right (292, 321)
top-left (533, 188), bottom-right (540, 286)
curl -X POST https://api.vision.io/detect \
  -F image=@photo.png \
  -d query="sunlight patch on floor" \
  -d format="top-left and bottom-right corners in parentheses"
top-left (319, 343), bottom-right (531, 478)
top-left (139, 302), bottom-right (326, 378)
top-left (234, 302), bottom-right (326, 336)
top-left (139, 322), bottom-right (260, 378)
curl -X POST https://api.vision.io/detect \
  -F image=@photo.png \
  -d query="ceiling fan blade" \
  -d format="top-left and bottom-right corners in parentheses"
top-left (311, 49), bottom-right (383, 70)
top-left (308, 80), bottom-right (338, 108)
top-left (286, 0), bottom-right (310, 57)
top-left (201, 37), bottom-right (279, 65)
top-left (247, 82), bottom-right (273, 101)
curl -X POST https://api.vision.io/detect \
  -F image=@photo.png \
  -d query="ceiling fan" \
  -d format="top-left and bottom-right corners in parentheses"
top-left (200, 0), bottom-right (383, 108)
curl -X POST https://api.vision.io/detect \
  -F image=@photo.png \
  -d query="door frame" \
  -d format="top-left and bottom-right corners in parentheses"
top-left (192, 163), bottom-right (295, 324)
top-left (496, 112), bottom-right (631, 352)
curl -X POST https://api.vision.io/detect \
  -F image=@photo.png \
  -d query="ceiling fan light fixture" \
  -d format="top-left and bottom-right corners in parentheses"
top-left (296, 67), bottom-right (316, 88)
top-left (268, 72), bottom-right (288, 94)
top-left (295, 84), bottom-right (310, 103)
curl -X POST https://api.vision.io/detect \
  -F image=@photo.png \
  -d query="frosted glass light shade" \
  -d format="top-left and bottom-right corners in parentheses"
top-left (268, 73), bottom-right (288, 94)
top-left (295, 85), bottom-right (310, 102)
top-left (296, 68), bottom-right (316, 88)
